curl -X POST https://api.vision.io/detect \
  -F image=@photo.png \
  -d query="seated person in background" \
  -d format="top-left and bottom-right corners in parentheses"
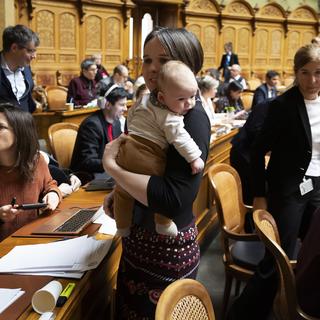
top-left (67, 58), bottom-right (97, 106)
top-left (197, 75), bottom-right (219, 125)
top-left (215, 81), bottom-right (244, 113)
top-left (97, 64), bottom-right (129, 95)
top-left (134, 83), bottom-right (149, 102)
top-left (39, 151), bottom-right (81, 198)
top-left (114, 60), bottom-right (204, 237)
top-left (92, 53), bottom-right (109, 82)
top-left (0, 103), bottom-right (62, 241)
top-left (124, 79), bottom-right (134, 100)
top-left (230, 100), bottom-right (270, 205)
top-left (70, 85), bottom-right (127, 182)
top-left (229, 64), bottom-right (247, 90)
top-left (252, 70), bottom-right (279, 107)
top-left (204, 68), bottom-right (224, 97)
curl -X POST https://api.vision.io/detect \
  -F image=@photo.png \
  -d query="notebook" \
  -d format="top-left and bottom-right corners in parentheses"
top-left (31, 208), bottom-right (102, 236)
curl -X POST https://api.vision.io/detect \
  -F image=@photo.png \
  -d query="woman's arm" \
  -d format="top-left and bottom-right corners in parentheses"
top-left (103, 135), bottom-right (150, 206)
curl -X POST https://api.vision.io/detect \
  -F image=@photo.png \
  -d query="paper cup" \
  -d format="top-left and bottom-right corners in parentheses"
top-left (65, 103), bottom-right (74, 111)
top-left (32, 280), bottom-right (63, 314)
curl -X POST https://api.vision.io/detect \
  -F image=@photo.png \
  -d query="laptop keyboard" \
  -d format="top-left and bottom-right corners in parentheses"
top-left (55, 209), bottom-right (97, 232)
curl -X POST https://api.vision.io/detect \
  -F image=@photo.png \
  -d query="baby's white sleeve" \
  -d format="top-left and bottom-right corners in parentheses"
top-left (163, 113), bottom-right (202, 163)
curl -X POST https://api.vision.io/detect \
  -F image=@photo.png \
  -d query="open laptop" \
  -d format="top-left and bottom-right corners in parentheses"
top-left (31, 207), bottom-right (103, 236)
top-left (84, 175), bottom-right (115, 192)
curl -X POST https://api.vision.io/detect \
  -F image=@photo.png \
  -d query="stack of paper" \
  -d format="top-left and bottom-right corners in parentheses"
top-left (0, 235), bottom-right (112, 279)
top-left (0, 288), bottom-right (25, 314)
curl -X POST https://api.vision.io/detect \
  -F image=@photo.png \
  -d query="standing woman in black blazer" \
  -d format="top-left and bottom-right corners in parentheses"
top-left (218, 42), bottom-right (239, 82)
top-left (228, 43), bottom-right (320, 319)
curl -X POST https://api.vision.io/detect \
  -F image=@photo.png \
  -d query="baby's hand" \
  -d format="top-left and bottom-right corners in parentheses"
top-left (190, 158), bottom-right (204, 175)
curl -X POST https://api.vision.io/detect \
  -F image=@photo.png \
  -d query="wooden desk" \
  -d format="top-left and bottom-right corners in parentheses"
top-left (33, 108), bottom-right (99, 149)
top-left (0, 129), bottom-right (237, 319)
top-left (0, 189), bottom-right (121, 320)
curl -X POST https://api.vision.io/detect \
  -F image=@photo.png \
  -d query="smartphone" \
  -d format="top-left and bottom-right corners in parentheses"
top-left (17, 203), bottom-right (48, 210)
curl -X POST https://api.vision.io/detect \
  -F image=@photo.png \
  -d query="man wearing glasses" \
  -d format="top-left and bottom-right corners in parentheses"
top-left (0, 24), bottom-right (39, 113)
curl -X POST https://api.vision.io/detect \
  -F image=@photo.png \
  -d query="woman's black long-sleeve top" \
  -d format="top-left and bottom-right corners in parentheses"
top-left (133, 98), bottom-right (211, 230)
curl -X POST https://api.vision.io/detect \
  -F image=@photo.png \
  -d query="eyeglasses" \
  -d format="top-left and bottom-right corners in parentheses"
top-left (19, 45), bottom-right (37, 54)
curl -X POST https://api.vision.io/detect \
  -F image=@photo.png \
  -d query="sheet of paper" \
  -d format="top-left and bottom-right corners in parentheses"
top-left (93, 208), bottom-right (117, 236)
top-left (0, 288), bottom-right (25, 314)
top-left (0, 234), bottom-right (113, 274)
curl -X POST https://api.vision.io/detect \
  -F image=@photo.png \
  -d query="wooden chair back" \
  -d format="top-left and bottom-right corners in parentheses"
top-left (209, 163), bottom-right (247, 234)
top-left (253, 210), bottom-right (317, 320)
top-left (241, 91), bottom-right (254, 112)
top-left (48, 122), bottom-right (79, 168)
top-left (247, 78), bottom-right (262, 91)
top-left (208, 163), bottom-right (261, 318)
top-left (155, 279), bottom-right (215, 320)
top-left (45, 85), bottom-right (68, 110)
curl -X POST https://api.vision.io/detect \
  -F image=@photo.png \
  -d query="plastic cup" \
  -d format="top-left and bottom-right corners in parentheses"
top-left (32, 280), bottom-right (63, 314)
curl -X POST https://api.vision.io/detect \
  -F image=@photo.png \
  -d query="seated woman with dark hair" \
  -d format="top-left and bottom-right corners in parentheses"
top-left (0, 103), bottom-right (62, 241)
top-left (67, 58), bottom-right (98, 106)
top-left (215, 81), bottom-right (244, 113)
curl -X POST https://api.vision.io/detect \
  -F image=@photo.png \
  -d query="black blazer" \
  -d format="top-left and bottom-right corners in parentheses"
top-left (251, 86), bottom-right (312, 197)
top-left (70, 110), bottom-right (122, 174)
top-left (218, 53), bottom-right (239, 78)
top-left (0, 54), bottom-right (36, 113)
top-left (252, 83), bottom-right (277, 108)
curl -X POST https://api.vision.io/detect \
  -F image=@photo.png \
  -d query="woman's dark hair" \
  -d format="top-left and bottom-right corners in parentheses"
top-left (0, 103), bottom-right (39, 181)
top-left (226, 81), bottom-right (243, 97)
top-left (144, 27), bottom-right (204, 75)
top-left (80, 58), bottom-right (96, 71)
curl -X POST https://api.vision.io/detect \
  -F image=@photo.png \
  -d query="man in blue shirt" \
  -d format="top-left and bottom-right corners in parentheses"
top-left (0, 24), bottom-right (39, 113)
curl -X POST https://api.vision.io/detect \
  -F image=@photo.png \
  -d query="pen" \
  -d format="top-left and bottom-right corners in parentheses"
top-left (56, 283), bottom-right (75, 307)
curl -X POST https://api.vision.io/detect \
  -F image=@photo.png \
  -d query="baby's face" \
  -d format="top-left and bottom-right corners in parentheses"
top-left (161, 77), bottom-right (198, 115)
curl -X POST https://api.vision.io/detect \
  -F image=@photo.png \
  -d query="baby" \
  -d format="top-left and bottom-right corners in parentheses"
top-left (114, 60), bottom-right (204, 237)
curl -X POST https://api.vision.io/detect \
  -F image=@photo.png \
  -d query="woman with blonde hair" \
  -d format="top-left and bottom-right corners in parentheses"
top-left (197, 75), bottom-right (219, 125)
top-left (228, 43), bottom-right (320, 319)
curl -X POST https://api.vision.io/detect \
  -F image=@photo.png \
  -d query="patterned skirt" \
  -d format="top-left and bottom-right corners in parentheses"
top-left (115, 222), bottom-right (200, 320)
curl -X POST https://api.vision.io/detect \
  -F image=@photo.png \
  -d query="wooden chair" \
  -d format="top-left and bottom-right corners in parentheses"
top-left (253, 210), bottom-right (319, 320)
top-left (45, 85), bottom-right (68, 110)
top-left (208, 163), bottom-right (265, 319)
top-left (241, 91), bottom-right (254, 111)
top-left (247, 78), bottom-right (262, 91)
top-left (155, 279), bottom-right (215, 320)
top-left (48, 122), bottom-right (79, 168)
top-left (283, 76), bottom-right (295, 88)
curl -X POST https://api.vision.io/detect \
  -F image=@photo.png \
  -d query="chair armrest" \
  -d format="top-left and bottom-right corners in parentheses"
top-left (223, 228), bottom-right (260, 241)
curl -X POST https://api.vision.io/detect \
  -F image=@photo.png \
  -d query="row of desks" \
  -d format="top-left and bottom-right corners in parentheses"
top-left (0, 129), bottom-right (237, 320)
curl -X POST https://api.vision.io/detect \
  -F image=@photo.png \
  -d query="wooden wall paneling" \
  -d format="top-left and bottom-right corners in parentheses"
top-left (253, 23), bottom-right (284, 80)
top-left (184, 0), bottom-right (219, 74)
top-left (30, 1), bottom-right (80, 86)
top-left (186, 17), bottom-right (219, 73)
top-left (284, 6), bottom-right (317, 77)
top-left (220, 1), bottom-right (254, 80)
top-left (253, 3), bottom-right (285, 80)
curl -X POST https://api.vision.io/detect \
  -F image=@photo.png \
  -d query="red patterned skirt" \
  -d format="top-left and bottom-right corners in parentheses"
top-left (115, 222), bottom-right (200, 319)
